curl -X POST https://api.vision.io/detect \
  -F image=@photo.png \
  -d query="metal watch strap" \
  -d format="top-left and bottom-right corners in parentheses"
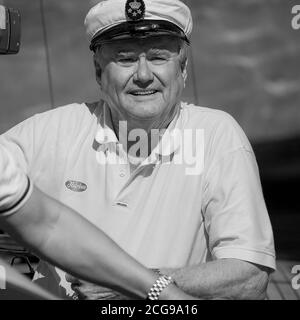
top-left (147, 274), bottom-right (175, 300)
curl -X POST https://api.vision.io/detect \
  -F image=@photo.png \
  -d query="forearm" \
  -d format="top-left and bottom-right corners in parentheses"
top-left (43, 208), bottom-right (197, 300)
top-left (1, 187), bottom-right (196, 300)
top-left (2, 187), bottom-right (155, 298)
top-left (160, 259), bottom-right (270, 300)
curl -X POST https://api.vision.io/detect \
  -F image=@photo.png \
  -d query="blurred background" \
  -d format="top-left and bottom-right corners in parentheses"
top-left (0, 0), bottom-right (300, 297)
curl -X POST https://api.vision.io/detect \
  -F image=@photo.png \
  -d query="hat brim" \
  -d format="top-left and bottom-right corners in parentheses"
top-left (90, 20), bottom-right (190, 51)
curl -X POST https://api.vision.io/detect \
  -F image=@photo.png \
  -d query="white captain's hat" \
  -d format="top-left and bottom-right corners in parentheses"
top-left (84, 0), bottom-right (193, 51)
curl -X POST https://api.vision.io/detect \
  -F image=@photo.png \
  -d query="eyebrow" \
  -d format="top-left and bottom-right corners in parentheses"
top-left (148, 48), bottom-right (171, 55)
top-left (116, 50), bottom-right (135, 55)
top-left (116, 48), bottom-right (172, 55)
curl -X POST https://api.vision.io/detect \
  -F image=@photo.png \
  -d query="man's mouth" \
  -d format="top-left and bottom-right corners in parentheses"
top-left (129, 90), bottom-right (158, 96)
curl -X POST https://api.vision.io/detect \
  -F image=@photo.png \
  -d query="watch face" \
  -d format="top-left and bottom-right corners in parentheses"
top-left (125, 0), bottom-right (146, 21)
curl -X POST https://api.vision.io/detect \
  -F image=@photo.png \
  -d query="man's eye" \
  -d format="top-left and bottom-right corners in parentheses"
top-left (149, 56), bottom-right (168, 63)
top-left (118, 57), bottom-right (136, 64)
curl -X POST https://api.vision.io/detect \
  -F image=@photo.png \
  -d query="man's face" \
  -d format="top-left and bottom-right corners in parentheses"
top-left (95, 36), bottom-right (186, 121)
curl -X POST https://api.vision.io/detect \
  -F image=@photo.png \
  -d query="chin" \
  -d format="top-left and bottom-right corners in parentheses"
top-left (132, 109), bottom-right (164, 120)
top-left (130, 112), bottom-right (161, 120)
top-left (127, 104), bottom-right (165, 119)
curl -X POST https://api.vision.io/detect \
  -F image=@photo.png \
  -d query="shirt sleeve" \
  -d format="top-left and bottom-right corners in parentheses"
top-left (202, 145), bottom-right (276, 271)
top-left (0, 143), bottom-right (34, 217)
top-left (0, 114), bottom-right (36, 175)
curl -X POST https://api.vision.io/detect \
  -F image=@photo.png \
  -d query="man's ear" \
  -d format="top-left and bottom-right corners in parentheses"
top-left (182, 58), bottom-right (188, 86)
top-left (93, 55), bottom-right (102, 86)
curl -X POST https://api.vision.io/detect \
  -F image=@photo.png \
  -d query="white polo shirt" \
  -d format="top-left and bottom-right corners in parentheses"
top-left (0, 101), bottom-right (276, 298)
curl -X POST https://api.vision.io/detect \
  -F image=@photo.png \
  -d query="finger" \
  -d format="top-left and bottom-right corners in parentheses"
top-left (71, 284), bottom-right (88, 300)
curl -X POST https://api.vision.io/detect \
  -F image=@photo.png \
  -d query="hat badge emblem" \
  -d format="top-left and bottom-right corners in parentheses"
top-left (125, 0), bottom-right (145, 21)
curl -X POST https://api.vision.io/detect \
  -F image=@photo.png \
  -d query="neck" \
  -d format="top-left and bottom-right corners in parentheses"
top-left (109, 103), bottom-right (180, 156)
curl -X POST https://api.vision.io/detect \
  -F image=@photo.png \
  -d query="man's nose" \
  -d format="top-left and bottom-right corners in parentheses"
top-left (133, 57), bottom-right (154, 85)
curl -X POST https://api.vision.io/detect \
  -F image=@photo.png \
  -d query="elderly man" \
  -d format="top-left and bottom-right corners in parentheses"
top-left (0, 0), bottom-right (275, 299)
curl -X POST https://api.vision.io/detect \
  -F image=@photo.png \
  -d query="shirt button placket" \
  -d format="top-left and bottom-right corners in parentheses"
top-left (120, 173), bottom-right (125, 178)
top-left (119, 169), bottom-right (126, 178)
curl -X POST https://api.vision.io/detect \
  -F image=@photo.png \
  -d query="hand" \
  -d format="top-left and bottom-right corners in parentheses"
top-left (159, 283), bottom-right (200, 300)
top-left (65, 274), bottom-right (131, 300)
top-left (150, 269), bottom-right (200, 300)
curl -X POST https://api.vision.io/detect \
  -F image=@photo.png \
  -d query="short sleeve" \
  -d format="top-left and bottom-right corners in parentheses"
top-left (202, 147), bottom-right (276, 271)
top-left (0, 115), bottom-right (36, 174)
top-left (0, 143), bottom-right (34, 217)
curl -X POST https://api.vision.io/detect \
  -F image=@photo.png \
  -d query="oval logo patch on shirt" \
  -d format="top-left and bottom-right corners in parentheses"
top-left (65, 180), bottom-right (87, 192)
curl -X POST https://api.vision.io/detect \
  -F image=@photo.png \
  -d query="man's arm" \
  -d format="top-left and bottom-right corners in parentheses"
top-left (69, 258), bottom-right (270, 300)
top-left (1, 186), bottom-right (199, 300)
top-left (0, 143), bottom-right (197, 300)
top-left (160, 259), bottom-right (270, 300)
top-left (1, 186), bottom-right (154, 299)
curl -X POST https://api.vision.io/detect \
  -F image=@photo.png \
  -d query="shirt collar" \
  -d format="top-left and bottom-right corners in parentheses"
top-left (95, 103), bottom-right (119, 145)
top-left (95, 102), bottom-right (183, 162)
top-left (145, 109), bottom-right (182, 165)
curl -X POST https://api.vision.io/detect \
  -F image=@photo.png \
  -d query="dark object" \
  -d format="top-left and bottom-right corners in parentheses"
top-left (0, 233), bottom-right (38, 279)
top-left (125, 0), bottom-right (145, 21)
top-left (90, 19), bottom-right (190, 51)
top-left (0, 5), bottom-right (21, 55)
top-left (11, 255), bottom-right (35, 279)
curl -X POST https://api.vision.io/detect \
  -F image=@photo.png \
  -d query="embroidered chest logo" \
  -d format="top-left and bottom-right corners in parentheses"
top-left (65, 180), bottom-right (87, 193)
top-left (125, 0), bottom-right (145, 21)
